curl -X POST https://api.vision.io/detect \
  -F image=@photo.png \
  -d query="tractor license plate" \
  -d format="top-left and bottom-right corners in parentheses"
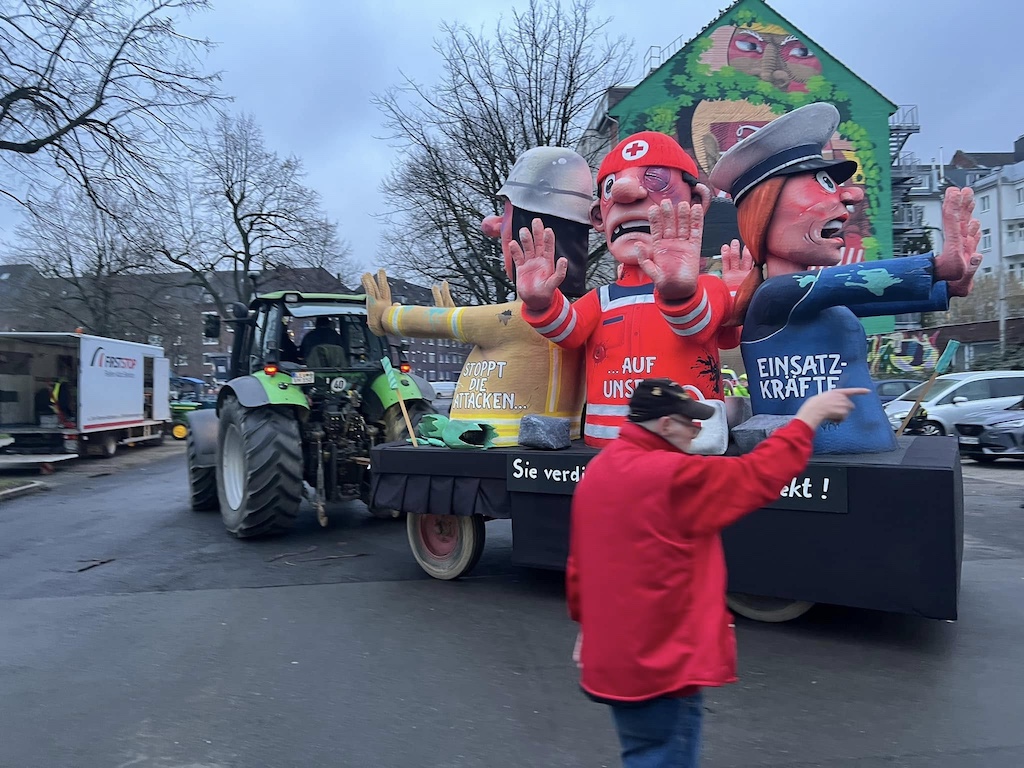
top-left (291, 371), bottom-right (315, 385)
top-left (958, 436), bottom-right (979, 445)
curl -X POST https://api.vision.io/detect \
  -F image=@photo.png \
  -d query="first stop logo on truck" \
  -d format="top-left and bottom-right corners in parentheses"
top-left (90, 347), bottom-right (138, 377)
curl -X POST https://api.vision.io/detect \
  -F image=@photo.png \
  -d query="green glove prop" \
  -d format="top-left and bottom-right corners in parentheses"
top-left (407, 414), bottom-right (498, 449)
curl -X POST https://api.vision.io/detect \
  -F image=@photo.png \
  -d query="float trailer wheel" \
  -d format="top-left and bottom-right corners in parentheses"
top-left (407, 513), bottom-right (485, 580)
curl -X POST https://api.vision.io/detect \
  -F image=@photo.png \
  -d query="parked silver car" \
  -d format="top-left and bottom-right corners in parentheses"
top-left (954, 396), bottom-right (1024, 462)
top-left (882, 370), bottom-right (1024, 436)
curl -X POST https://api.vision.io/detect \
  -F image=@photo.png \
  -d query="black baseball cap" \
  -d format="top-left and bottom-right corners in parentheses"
top-left (627, 378), bottom-right (716, 423)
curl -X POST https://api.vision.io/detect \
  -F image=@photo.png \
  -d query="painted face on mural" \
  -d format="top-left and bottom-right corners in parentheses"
top-left (766, 171), bottom-right (865, 268)
top-left (591, 166), bottom-right (702, 266)
top-left (727, 28), bottom-right (822, 93)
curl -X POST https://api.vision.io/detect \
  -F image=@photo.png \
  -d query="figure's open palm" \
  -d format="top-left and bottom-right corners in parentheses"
top-left (432, 280), bottom-right (456, 308)
top-left (640, 201), bottom-right (704, 301)
top-left (510, 217), bottom-right (566, 312)
top-left (720, 238), bottom-right (754, 292)
top-left (936, 187), bottom-right (976, 283)
top-left (360, 268), bottom-right (396, 337)
top-left (948, 218), bottom-right (983, 297)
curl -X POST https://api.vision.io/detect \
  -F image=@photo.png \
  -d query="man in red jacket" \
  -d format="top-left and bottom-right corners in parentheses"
top-left (567, 377), bottom-right (866, 767)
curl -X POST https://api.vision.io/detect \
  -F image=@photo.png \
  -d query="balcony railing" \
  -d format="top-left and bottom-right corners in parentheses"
top-left (892, 203), bottom-right (925, 228)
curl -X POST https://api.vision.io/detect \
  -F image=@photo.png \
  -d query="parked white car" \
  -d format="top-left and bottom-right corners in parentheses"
top-left (429, 381), bottom-right (456, 415)
top-left (883, 370), bottom-right (1024, 436)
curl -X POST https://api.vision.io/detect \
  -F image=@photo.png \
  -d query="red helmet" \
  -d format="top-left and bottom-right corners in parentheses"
top-left (597, 131), bottom-right (699, 186)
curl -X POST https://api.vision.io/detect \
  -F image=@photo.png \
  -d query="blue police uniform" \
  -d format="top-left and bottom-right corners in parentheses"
top-left (740, 254), bottom-right (949, 453)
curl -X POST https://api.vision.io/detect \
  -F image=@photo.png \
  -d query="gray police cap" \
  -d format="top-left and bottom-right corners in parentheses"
top-left (708, 102), bottom-right (858, 207)
top-left (497, 147), bottom-right (594, 225)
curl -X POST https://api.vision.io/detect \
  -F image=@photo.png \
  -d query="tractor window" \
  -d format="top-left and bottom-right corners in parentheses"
top-left (249, 306), bottom-right (269, 373)
top-left (339, 315), bottom-right (385, 367)
top-left (249, 304), bottom-right (283, 372)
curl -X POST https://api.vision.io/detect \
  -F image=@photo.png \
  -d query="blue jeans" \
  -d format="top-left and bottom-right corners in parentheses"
top-left (610, 692), bottom-right (703, 768)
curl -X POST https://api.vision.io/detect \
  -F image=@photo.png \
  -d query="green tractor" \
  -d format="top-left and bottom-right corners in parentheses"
top-left (169, 376), bottom-right (216, 439)
top-left (185, 290), bottom-right (436, 537)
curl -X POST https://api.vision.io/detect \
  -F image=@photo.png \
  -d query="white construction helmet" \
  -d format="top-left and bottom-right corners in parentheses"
top-left (497, 147), bottom-right (594, 225)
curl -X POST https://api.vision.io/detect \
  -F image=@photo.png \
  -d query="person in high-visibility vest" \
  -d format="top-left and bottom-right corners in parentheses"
top-left (732, 373), bottom-right (750, 397)
top-left (49, 356), bottom-right (77, 427)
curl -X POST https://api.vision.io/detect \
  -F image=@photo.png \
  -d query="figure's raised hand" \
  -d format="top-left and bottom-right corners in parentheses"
top-left (360, 268), bottom-right (395, 337)
top-left (935, 187), bottom-right (977, 283)
top-left (948, 217), bottom-right (983, 297)
top-left (510, 217), bottom-right (566, 313)
top-left (640, 200), bottom-right (704, 301)
top-left (432, 280), bottom-right (456, 308)
top-left (720, 238), bottom-right (754, 293)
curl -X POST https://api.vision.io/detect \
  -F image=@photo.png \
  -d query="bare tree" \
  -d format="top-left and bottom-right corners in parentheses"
top-left (11, 183), bottom-right (181, 337)
top-left (1, 0), bottom-right (221, 213)
top-left (137, 112), bottom-right (351, 311)
top-left (298, 214), bottom-right (359, 287)
top-left (374, 0), bottom-right (631, 304)
top-left (198, 113), bottom-right (354, 302)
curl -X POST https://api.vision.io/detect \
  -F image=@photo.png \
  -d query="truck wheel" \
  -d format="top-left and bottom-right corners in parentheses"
top-left (186, 427), bottom-right (218, 512)
top-left (217, 396), bottom-right (303, 538)
top-left (364, 400), bottom-right (437, 520)
top-left (727, 593), bottom-right (815, 623)
top-left (99, 433), bottom-right (117, 458)
top-left (407, 513), bottom-right (485, 580)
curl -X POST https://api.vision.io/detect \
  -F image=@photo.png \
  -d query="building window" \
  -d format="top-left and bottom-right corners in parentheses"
top-left (428, 352), bottom-right (435, 363)
top-left (979, 195), bottom-right (990, 212)
top-left (981, 229), bottom-right (992, 251)
top-left (1017, 187), bottom-right (1024, 204)
top-left (982, 266), bottom-right (992, 274)
top-left (202, 311), bottom-right (219, 345)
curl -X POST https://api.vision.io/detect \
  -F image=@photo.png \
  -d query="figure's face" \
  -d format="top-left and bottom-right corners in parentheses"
top-left (590, 166), bottom-right (704, 266)
top-left (481, 200), bottom-right (515, 279)
top-left (765, 171), bottom-right (866, 268)
top-left (727, 29), bottom-right (821, 92)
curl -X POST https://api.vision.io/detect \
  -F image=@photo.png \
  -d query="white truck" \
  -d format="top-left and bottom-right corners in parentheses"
top-left (0, 333), bottom-right (171, 465)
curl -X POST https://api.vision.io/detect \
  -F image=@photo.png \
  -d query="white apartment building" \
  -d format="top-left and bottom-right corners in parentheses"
top-left (971, 161), bottom-right (1024, 281)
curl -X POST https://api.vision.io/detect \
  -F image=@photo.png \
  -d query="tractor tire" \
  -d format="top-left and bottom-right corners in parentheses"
top-left (726, 593), bottom-right (815, 623)
top-left (216, 395), bottom-right (303, 538)
top-left (407, 513), bottom-right (486, 580)
top-left (363, 400), bottom-right (437, 520)
top-left (384, 399), bottom-right (436, 444)
top-left (186, 426), bottom-right (218, 512)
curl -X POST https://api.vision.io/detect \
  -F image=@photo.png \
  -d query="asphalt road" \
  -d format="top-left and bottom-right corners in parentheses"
top-left (1, 444), bottom-right (1022, 767)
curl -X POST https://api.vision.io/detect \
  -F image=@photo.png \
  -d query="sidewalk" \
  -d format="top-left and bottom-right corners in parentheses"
top-left (0, 441), bottom-right (184, 500)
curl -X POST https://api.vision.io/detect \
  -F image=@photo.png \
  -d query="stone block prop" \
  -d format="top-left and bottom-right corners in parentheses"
top-left (724, 396), bottom-right (752, 429)
top-left (517, 415), bottom-right (572, 450)
top-left (689, 399), bottom-right (729, 456)
top-left (731, 413), bottom-right (796, 454)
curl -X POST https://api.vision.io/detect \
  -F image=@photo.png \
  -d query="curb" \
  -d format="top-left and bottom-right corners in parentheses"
top-left (0, 481), bottom-right (49, 503)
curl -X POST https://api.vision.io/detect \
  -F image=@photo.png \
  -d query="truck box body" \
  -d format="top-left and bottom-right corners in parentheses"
top-left (0, 333), bottom-right (170, 459)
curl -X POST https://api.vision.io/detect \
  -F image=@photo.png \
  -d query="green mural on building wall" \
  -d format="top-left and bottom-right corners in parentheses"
top-left (610, 0), bottom-right (895, 269)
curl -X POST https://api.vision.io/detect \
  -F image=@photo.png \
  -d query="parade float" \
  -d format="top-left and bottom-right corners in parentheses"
top-left (368, 103), bottom-right (979, 622)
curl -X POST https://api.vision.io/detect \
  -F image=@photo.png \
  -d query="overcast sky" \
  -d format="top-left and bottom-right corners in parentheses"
top-left (5, 0), bottom-right (1021, 279)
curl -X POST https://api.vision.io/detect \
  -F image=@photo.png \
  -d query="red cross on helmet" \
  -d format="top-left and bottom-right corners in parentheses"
top-left (597, 131), bottom-right (700, 186)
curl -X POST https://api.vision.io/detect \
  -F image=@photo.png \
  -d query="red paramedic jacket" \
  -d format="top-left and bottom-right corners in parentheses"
top-left (522, 265), bottom-right (735, 447)
top-left (566, 419), bottom-right (814, 702)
